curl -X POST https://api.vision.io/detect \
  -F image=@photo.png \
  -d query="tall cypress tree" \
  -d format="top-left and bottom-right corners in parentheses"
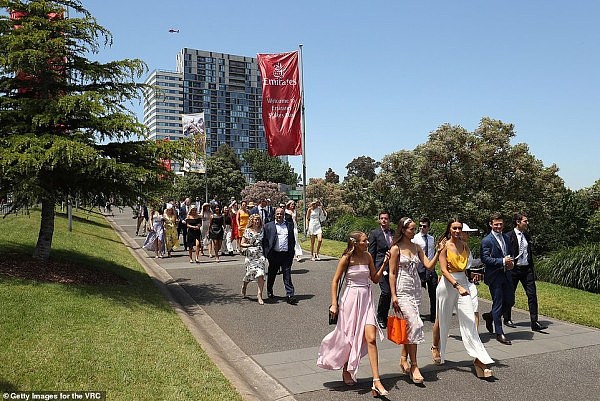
top-left (0, 0), bottom-right (184, 259)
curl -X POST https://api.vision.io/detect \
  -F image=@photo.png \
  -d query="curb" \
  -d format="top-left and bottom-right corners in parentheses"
top-left (106, 216), bottom-right (296, 401)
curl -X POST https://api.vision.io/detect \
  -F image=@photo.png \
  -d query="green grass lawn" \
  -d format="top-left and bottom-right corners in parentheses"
top-left (301, 237), bottom-right (600, 329)
top-left (0, 209), bottom-right (241, 401)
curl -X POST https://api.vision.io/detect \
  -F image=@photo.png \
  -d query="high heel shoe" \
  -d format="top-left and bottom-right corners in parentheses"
top-left (431, 345), bottom-right (442, 365)
top-left (400, 356), bottom-right (410, 375)
top-left (409, 363), bottom-right (424, 384)
top-left (342, 371), bottom-right (356, 386)
top-left (371, 378), bottom-right (388, 397)
top-left (474, 360), bottom-right (494, 378)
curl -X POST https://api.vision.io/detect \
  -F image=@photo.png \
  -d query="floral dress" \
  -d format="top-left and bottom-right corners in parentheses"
top-left (242, 229), bottom-right (266, 282)
top-left (163, 213), bottom-right (179, 251)
top-left (395, 247), bottom-right (425, 344)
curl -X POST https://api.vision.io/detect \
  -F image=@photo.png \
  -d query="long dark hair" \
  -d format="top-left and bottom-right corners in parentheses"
top-left (439, 217), bottom-right (462, 246)
top-left (390, 217), bottom-right (414, 248)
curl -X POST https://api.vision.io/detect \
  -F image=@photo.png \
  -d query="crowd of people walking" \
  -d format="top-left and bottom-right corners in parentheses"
top-left (135, 195), bottom-right (309, 305)
top-left (133, 199), bottom-right (546, 397)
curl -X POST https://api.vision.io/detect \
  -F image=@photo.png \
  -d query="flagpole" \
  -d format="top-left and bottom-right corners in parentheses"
top-left (299, 44), bottom-right (307, 237)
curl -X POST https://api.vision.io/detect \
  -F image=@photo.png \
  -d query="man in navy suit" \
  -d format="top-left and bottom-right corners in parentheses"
top-left (262, 207), bottom-right (297, 304)
top-left (504, 212), bottom-right (547, 332)
top-left (481, 212), bottom-right (515, 345)
top-left (250, 198), bottom-right (275, 224)
top-left (368, 211), bottom-right (394, 328)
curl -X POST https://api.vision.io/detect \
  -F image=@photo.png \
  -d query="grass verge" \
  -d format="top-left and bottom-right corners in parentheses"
top-left (301, 237), bottom-right (600, 329)
top-left (0, 209), bottom-right (241, 401)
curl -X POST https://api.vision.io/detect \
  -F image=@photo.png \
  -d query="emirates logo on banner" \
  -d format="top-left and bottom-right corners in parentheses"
top-left (257, 51), bottom-right (302, 156)
top-left (273, 63), bottom-right (285, 78)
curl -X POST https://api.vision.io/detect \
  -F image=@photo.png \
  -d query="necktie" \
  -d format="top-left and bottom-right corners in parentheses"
top-left (423, 235), bottom-right (429, 257)
top-left (519, 232), bottom-right (526, 261)
top-left (496, 233), bottom-right (506, 255)
top-left (385, 230), bottom-right (392, 245)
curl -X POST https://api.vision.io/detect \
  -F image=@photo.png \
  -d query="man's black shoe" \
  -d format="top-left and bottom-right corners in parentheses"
top-left (482, 312), bottom-right (494, 333)
top-left (267, 292), bottom-right (274, 299)
top-left (286, 296), bottom-right (298, 305)
top-left (496, 334), bottom-right (512, 345)
top-left (531, 321), bottom-right (547, 331)
top-left (377, 319), bottom-right (387, 329)
top-left (504, 319), bottom-right (517, 328)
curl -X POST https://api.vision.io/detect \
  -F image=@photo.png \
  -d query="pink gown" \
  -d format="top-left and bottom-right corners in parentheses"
top-left (317, 264), bottom-right (383, 380)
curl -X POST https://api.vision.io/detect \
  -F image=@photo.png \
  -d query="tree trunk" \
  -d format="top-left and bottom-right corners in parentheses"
top-left (33, 197), bottom-right (55, 260)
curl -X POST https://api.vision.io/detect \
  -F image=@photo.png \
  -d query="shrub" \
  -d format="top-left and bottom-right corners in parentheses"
top-left (324, 214), bottom-right (380, 242)
top-left (536, 243), bottom-right (600, 293)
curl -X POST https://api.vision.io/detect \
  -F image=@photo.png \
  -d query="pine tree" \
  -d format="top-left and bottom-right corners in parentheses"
top-left (0, 0), bottom-right (185, 259)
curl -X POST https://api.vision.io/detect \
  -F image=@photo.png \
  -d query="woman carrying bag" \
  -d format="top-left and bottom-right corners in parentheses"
top-left (389, 217), bottom-right (445, 385)
top-left (317, 231), bottom-right (389, 397)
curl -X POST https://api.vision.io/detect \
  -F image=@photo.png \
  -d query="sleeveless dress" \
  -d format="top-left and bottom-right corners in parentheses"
top-left (142, 215), bottom-right (165, 253)
top-left (242, 229), bottom-right (266, 282)
top-left (163, 213), bottom-right (179, 251)
top-left (201, 210), bottom-right (211, 246)
top-left (285, 209), bottom-right (303, 257)
top-left (317, 263), bottom-right (384, 381)
top-left (230, 208), bottom-right (239, 240)
top-left (237, 209), bottom-right (249, 237)
top-left (307, 207), bottom-right (324, 235)
top-left (208, 213), bottom-right (224, 240)
top-left (395, 250), bottom-right (425, 344)
top-left (186, 217), bottom-right (202, 249)
top-left (436, 246), bottom-right (494, 364)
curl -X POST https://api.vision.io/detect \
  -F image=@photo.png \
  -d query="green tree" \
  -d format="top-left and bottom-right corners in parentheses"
top-left (345, 156), bottom-right (380, 182)
top-left (0, 0), bottom-right (185, 259)
top-left (242, 149), bottom-right (298, 185)
top-left (342, 176), bottom-right (381, 218)
top-left (306, 178), bottom-right (352, 226)
top-left (375, 117), bottom-right (569, 254)
top-left (205, 144), bottom-right (246, 202)
top-left (372, 149), bottom-right (420, 222)
top-left (324, 167), bottom-right (339, 184)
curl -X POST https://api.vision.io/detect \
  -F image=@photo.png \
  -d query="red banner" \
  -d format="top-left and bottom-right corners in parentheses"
top-left (257, 51), bottom-right (302, 156)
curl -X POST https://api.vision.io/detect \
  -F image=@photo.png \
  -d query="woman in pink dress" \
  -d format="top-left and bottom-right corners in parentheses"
top-left (389, 217), bottom-right (445, 385)
top-left (317, 231), bottom-right (389, 397)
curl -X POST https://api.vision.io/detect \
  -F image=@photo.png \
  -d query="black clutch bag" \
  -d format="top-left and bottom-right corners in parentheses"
top-left (328, 307), bottom-right (338, 325)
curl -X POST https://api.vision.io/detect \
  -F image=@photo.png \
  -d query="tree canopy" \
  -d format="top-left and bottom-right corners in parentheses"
top-left (345, 156), bottom-right (380, 182)
top-left (242, 149), bottom-right (298, 185)
top-left (324, 167), bottom-right (339, 184)
top-left (0, 0), bottom-right (185, 259)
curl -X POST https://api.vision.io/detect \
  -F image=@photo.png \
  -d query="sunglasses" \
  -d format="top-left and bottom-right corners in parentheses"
top-left (420, 224), bottom-right (429, 228)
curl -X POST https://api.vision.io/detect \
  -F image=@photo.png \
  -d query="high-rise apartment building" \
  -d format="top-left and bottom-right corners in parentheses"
top-left (143, 48), bottom-right (269, 175)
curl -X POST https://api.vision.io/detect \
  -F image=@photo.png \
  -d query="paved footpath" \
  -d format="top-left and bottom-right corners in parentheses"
top-left (108, 211), bottom-right (600, 401)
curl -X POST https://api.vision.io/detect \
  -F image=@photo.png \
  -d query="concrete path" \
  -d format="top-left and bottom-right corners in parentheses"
top-left (108, 211), bottom-right (600, 401)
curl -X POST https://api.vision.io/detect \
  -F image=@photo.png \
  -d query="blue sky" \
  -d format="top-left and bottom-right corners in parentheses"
top-left (87, 0), bottom-right (599, 190)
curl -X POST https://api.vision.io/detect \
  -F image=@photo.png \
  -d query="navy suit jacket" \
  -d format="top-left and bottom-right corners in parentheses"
top-left (368, 227), bottom-right (394, 270)
top-left (262, 220), bottom-right (295, 259)
top-left (250, 206), bottom-right (274, 224)
top-left (507, 230), bottom-right (534, 267)
top-left (481, 231), bottom-right (513, 285)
